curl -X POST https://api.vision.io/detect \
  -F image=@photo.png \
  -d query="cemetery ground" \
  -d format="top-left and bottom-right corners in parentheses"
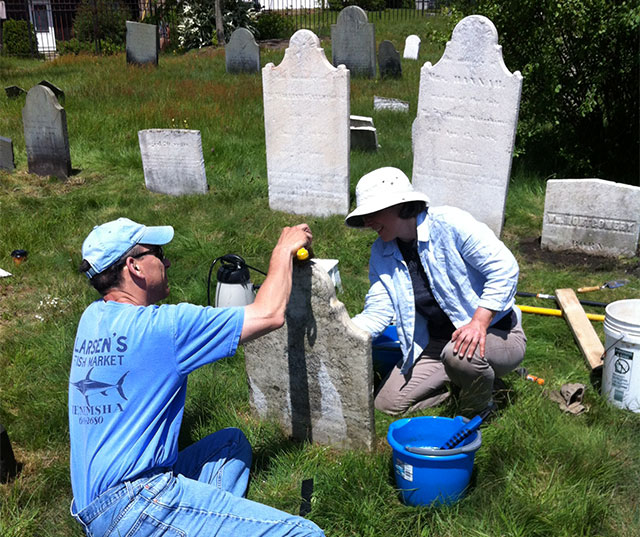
top-left (2, 15), bottom-right (640, 537)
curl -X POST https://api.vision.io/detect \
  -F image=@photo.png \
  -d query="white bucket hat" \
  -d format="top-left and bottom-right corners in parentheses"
top-left (345, 167), bottom-right (429, 228)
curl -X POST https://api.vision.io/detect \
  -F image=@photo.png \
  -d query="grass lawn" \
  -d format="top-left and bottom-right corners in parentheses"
top-left (1, 12), bottom-right (640, 537)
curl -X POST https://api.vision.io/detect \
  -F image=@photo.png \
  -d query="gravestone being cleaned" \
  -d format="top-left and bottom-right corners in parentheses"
top-left (403, 34), bottom-right (421, 60)
top-left (244, 261), bottom-right (375, 450)
top-left (378, 40), bottom-right (401, 79)
top-left (126, 21), bottom-right (158, 66)
top-left (138, 129), bottom-right (208, 196)
top-left (0, 137), bottom-right (15, 172)
top-left (226, 27), bottom-right (260, 73)
top-left (22, 85), bottom-right (71, 179)
top-left (541, 179), bottom-right (640, 258)
top-left (263, 29), bottom-right (350, 217)
top-left (331, 6), bottom-right (376, 78)
top-left (412, 15), bottom-right (522, 237)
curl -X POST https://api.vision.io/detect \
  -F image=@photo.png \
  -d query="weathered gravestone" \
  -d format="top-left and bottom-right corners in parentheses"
top-left (263, 29), bottom-right (350, 217)
top-left (244, 261), bottom-right (375, 450)
top-left (126, 21), bottom-right (158, 66)
top-left (138, 129), bottom-right (208, 195)
top-left (378, 40), bottom-right (401, 79)
top-left (331, 6), bottom-right (376, 78)
top-left (38, 80), bottom-right (64, 103)
top-left (5, 86), bottom-right (26, 99)
top-left (0, 137), bottom-right (15, 172)
top-left (403, 34), bottom-right (421, 60)
top-left (412, 15), bottom-right (522, 237)
top-left (350, 115), bottom-right (374, 128)
top-left (226, 27), bottom-right (260, 73)
top-left (351, 127), bottom-right (378, 151)
top-left (541, 179), bottom-right (640, 258)
top-left (22, 85), bottom-right (71, 179)
top-left (374, 95), bottom-right (409, 112)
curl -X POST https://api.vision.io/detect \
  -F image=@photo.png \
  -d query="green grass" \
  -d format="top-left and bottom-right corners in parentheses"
top-left (1, 12), bottom-right (640, 536)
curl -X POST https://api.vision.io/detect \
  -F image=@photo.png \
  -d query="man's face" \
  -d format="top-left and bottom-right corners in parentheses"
top-left (133, 245), bottom-right (171, 302)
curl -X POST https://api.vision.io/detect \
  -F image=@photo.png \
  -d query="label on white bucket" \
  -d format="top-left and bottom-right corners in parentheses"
top-left (610, 347), bottom-right (634, 402)
top-left (395, 458), bottom-right (413, 482)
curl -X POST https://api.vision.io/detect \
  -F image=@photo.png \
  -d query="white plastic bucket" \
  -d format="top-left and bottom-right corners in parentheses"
top-left (602, 299), bottom-right (640, 412)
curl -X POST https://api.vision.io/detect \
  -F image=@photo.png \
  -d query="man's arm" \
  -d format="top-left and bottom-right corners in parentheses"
top-left (239, 224), bottom-right (312, 343)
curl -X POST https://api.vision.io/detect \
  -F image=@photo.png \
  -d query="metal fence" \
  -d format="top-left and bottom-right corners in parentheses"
top-left (0, 0), bottom-right (444, 59)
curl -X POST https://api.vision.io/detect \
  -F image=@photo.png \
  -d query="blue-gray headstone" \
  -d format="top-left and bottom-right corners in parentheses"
top-left (0, 137), bottom-right (15, 172)
top-left (331, 6), bottom-right (376, 78)
top-left (378, 40), bottom-right (401, 79)
top-left (226, 28), bottom-right (260, 74)
top-left (126, 21), bottom-right (158, 66)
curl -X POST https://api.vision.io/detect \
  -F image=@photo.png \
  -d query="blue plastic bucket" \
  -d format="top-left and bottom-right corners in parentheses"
top-left (372, 325), bottom-right (402, 379)
top-left (387, 416), bottom-right (482, 506)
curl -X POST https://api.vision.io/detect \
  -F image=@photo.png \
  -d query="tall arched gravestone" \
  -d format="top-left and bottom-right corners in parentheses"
top-left (331, 6), bottom-right (376, 78)
top-left (226, 27), bottom-right (260, 74)
top-left (263, 30), bottom-right (350, 217)
top-left (22, 85), bottom-right (71, 179)
top-left (412, 15), bottom-right (522, 237)
top-left (244, 261), bottom-right (374, 450)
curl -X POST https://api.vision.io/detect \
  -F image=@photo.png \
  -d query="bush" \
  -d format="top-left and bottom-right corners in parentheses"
top-left (73, 0), bottom-right (131, 45)
top-left (254, 11), bottom-right (295, 40)
top-left (470, 0), bottom-right (640, 183)
top-left (57, 38), bottom-right (94, 55)
top-left (2, 19), bottom-right (39, 56)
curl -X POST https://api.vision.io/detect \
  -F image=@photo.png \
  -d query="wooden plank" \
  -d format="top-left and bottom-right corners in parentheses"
top-left (555, 288), bottom-right (604, 370)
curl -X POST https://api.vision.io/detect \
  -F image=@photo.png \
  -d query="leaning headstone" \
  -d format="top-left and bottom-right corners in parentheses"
top-left (263, 29), bottom-right (350, 217)
top-left (38, 80), bottom-right (64, 103)
top-left (374, 95), bottom-right (409, 112)
top-left (226, 27), bottom-right (260, 73)
top-left (244, 261), bottom-right (374, 450)
top-left (412, 15), bottom-right (522, 237)
top-left (5, 86), bottom-right (26, 99)
top-left (378, 40), bottom-right (401, 79)
top-left (138, 129), bottom-right (208, 196)
top-left (331, 6), bottom-right (376, 78)
top-left (351, 127), bottom-right (378, 152)
top-left (126, 21), bottom-right (158, 66)
top-left (541, 179), bottom-right (640, 258)
top-left (22, 85), bottom-right (71, 179)
top-left (350, 115), bottom-right (374, 128)
top-left (403, 34), bottom-right (421, 60)
top-left (0, 137), bottom-right (15, 172)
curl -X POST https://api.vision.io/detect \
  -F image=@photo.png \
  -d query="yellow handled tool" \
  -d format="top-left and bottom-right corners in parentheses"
top-left (517, 304), bottom-right (604, 322)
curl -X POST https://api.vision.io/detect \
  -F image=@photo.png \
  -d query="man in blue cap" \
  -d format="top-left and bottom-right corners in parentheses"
top-left (69, 217), bottom-right (323, 537)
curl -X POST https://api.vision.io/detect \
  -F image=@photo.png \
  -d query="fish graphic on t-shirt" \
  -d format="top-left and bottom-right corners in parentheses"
top-left (71, 367), bottom-right (129, 406)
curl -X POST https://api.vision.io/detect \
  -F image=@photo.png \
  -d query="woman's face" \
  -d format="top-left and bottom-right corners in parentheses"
top-left (362, 205), bottom-right (404, 242)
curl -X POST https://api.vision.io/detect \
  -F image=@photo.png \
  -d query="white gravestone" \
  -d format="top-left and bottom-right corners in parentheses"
top-left (412, 15), bottom-right (522, 237)
top-left (541, 179), bottom-right (640, 258)
top-left (374, 95), bottom-right (409, 112)
top-left (403, 34), bottom-right (421, 60)
top-left (263, 29), bottom-right (350, 217)
top-left (245, 261), bottom-right (374, 450)
top-left (138, 129), bottom-right (208, 196)
top-left (225, 27), bottom-right (260, 74)
top-left (22, 85), bottom-right (71, 179)
top-left (126, 21), bottom-right (158, 66)
top-left (331, 6), bottom-right (376, 78)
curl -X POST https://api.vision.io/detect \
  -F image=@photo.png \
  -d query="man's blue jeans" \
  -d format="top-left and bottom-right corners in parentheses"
top-left (71, 428), bottom-right (324, 536)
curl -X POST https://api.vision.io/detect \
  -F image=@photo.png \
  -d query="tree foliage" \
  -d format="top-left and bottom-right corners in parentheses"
top-left (468, 0), bottom-right (639, 183)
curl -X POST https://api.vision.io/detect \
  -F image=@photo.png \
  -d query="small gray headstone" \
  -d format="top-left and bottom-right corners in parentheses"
top-left (22, 85), bottom-right (71, 179)
top-left (378, 40), bottom-right (401, 79)
top-left (138, 129), bottom-right (208, 196)
top-left (331, 6), bottom-right (376, 78)
top-left (351, 126), bottom-right (378, 152)
top-left (541, 179), bottom-right (640, 258)
top-left (403, 34), bottom-right (421, 60)
top-left (245, 261), bottom-right (374, 450)
top-left (263, 29), bottom-right (350, 217)
top-left (5, 86), bottom-right (26, 99)
top-left (226, 27), bottom-right (260, 74)
top-left (126, 21), bottom-right (158, 66)
top-left (38, 80), bottom-right (64, 103)
top-left (374, 95), bottom-right (409, 112)
top-left (350, 115), bottom-right (374, 128)
top-left (0, 136), bottom-right (15, 172)
top-left (412, 15), bottom-right (522, 237)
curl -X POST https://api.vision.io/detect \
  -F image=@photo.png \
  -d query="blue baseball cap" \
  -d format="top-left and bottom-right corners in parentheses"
top-left (81, 217), bottom-right (174, 279)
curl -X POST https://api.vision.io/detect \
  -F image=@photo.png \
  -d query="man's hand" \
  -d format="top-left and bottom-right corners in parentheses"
top-left (451, 307), bottom-right (495, 360)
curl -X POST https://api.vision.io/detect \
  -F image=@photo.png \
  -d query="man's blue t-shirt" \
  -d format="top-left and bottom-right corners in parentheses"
top-left (68, 300), bottom-right (244, 511)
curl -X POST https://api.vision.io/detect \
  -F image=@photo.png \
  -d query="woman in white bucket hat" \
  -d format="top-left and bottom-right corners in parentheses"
top-left (346, 167), bottom-right (526, 417)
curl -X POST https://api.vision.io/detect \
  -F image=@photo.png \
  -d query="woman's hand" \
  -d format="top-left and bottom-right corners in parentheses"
top-left (451, 307), bottom-right (495, 360)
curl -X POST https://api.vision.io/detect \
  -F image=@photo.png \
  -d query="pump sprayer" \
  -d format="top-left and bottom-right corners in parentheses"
top-left (207, 254), bottom-right (266, 307)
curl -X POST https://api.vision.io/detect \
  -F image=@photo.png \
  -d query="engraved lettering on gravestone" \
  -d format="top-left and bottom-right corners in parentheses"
top-left (263, 29), bottom-right (350, 217)
top-left (138, 129), bottom-right (208, 196)
top-left (331, 6), bottom-right (376, 78)
top-left (126, 21), bottom-right (158, 66)
top-left (22, 85), bottom-right (72, 179)
top-left (226, 27), bottom-right (260, 74)
top-left (412, 15), bottom-right (522, 237)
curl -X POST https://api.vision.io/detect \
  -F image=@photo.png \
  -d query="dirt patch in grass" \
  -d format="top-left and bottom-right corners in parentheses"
top-left (518, 236), bottom-right (640, 276)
